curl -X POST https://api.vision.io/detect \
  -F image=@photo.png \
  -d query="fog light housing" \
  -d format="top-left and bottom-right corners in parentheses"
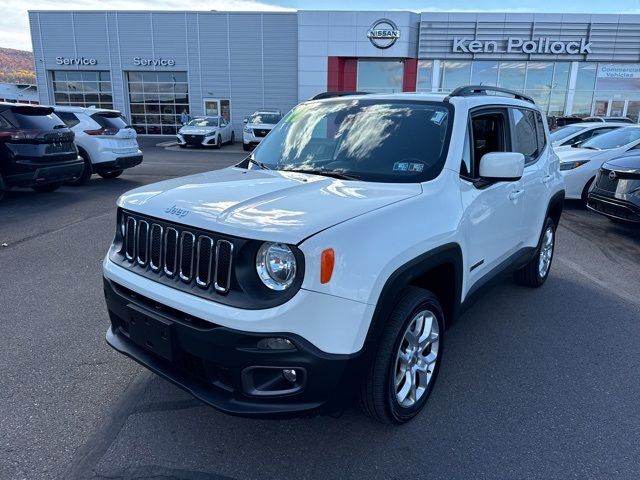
top-left (282, 368), bottom-right (297, 382)
top-left (256, 337), bottom-right (295, 351)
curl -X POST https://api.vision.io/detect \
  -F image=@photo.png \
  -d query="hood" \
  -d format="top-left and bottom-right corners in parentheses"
top-left (117, 167), bottom-right (422, 244)
top-left (603, 153), bottom-right (640, 173)
top-left (179, 126), bottom-right (217, 135)
top-left (556, 147), bottom-right (607, 163)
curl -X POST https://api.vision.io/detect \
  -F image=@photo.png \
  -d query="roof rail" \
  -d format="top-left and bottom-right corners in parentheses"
top-left (310, 91), bottom-right (369, 100)
top-left (445, 85), bottom-right (535, 104)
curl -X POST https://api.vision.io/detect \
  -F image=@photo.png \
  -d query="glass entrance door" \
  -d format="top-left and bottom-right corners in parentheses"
top-left (203, 99), bottom-right (231, 122)
top-left (627, 101), bottom-right (640, 123)
top-left (610, 100), bottom-right (626, 117)
top-left (592, 99), bottom-right (609, 116)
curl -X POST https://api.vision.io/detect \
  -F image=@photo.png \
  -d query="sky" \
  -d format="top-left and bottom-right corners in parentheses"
top-left (3, 0), bottom-right (640, 52)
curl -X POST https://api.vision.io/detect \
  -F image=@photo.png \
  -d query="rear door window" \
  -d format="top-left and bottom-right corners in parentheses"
top-left (512, 108), bottom-right (539, 165)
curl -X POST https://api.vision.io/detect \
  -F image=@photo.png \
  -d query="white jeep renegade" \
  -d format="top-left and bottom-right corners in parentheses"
top-left (103, 86), bottom-right (565, 424)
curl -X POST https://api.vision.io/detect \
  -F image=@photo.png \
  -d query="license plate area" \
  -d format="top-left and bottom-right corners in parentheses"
top-left (127, 304), bottom-right (174, 361)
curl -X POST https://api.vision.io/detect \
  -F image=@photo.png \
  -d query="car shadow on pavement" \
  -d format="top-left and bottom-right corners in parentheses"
top-left (66, 272), bottom-right (640, 480)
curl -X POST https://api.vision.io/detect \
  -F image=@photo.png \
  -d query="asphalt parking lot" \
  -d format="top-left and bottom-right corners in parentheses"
top-left (1, 137), bottom-right (639, 480)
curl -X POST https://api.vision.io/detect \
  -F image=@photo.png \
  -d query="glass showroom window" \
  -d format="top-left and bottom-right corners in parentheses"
top-left (471, 61), bottom-right (499, 86)
top-left (357, 60), bottom-right (404, 93)
top-left (524, 62), bottom-right (570, 116)
top-left (570, 63), bottom-right (640, 120)
top-left (416, 60), bottom-right (433, 92)
top-left (440, 61), bottom-right (471, 92)
top-left (52, 71), bottom-right (113, 109)
top-left (127, 71), bottom-right (188, 135)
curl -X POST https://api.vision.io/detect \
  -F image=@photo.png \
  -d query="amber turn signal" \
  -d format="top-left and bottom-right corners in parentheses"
top-left (320, 248), bottom-right (335, 284)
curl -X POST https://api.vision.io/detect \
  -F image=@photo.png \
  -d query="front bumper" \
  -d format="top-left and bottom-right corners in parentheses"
top-left (104, 277), bottom-right (364, 417)
top-left (176, 133), bottom-right (217, 146)
top-left (587, 191), bottom-right (640, 223)
top-left (4, 157), bottom-right (84, 188)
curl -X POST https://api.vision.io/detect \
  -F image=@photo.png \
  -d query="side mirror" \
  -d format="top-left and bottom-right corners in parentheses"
top-left (479, 152), bottom-right (525, 181)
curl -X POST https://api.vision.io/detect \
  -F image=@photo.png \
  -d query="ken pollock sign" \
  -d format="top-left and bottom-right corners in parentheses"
top-left (453, 37), bottom-right (593, 55)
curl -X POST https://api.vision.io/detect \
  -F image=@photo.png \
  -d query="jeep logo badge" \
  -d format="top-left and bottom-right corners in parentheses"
top-left (367, 19), bottom-right (400, 49)
top-left (608, 171), bottom-right (617, 181)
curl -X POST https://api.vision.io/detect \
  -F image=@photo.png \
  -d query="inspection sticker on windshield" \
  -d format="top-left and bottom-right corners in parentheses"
top-left (431, 111), bottom-right (447, 125)
top-left (393, 162), bottom-right (424, 172)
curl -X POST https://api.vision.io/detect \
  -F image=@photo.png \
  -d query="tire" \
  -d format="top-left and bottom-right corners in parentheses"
top-left (215, 135), bottom-right (222, 149)
top-left (230, 131), bottom-right (235, 144)
top-left (243, 143), bottom-right (250, 151)
top-left (32, 183), bottom-right (61, 193)
top-left (513, 217), bottom-right (556, 288)
top-left (97, 169), bottom-right (124, 179)
top-left (581, 177), bottom-right (595, 208)
top-left (359, 286), bottom-right (444, 424)
top-left (66, 154), bottom-right (92, 186)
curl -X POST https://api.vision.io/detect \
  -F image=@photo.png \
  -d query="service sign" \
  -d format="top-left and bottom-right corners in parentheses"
top-left (56, 56), bottom-right (97, 66)
top-left (133, 57), bottom-right (176, 67)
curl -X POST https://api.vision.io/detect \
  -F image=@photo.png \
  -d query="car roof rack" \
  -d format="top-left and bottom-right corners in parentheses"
top-left (445, 85), bottom-right (535, 105)
top-left (311, 91), bottom-right (370, 100)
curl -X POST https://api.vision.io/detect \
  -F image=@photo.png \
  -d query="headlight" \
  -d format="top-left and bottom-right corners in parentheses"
top-left (256, 242), bottom-right (297, 291)
top-left (560, 160), bottom-right (590, 171)
top-left (243, 126), bottom-right (251, 134)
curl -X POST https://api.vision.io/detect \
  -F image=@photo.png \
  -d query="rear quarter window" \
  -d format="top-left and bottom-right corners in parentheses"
top-left (91, 112), bottom-right (128, 129)
top-left (56, 111), bottom-right (80, 128)
top-left (1, 106), bottom-right (66, 130)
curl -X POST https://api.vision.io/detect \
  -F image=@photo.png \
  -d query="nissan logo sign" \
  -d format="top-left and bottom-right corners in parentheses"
top-left (608, 171), bottom-right (617, 181)
top-left (367, 19), bottom-right (400, 49)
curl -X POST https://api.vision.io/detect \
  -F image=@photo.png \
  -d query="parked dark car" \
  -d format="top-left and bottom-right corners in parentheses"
top-left (0, 103), bottom-right (83, 200)
top-left (587, 152), bottom-right (640, 224)
top-left (550, 116), bottom-right (584, 130)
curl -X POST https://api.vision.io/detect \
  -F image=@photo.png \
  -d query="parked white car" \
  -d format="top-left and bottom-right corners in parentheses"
top-left (177, 116), bottom-right (234, 148)
top-left (550, 122), bottom-right (627, 148)
top-left (102, 87), bottom-right (564, 424)
top-left (242, 109), bottom-right (282, 151)
top-left (54, 106), bottom-right (142, 185)
top-left (557, 126), bottom-right (640, 203)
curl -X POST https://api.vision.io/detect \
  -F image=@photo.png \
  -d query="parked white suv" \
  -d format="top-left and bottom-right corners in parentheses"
top-left (54, 106), bottom-right (142, 185)
top-left (103, 87), bottom-right (565, 424)
top-left (242, 109), bottom-right (282, 150)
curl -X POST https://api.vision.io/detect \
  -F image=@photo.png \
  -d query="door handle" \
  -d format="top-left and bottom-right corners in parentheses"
top-left (542, 174), bottom-right (553, 184)
top-left (509, 190), bottom-right (525, 201)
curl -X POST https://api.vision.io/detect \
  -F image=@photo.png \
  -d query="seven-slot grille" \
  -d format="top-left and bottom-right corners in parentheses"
top-left (122, 213), bottom-right (233, 293)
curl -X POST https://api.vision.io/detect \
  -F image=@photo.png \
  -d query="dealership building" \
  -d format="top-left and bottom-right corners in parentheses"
top-left (28, 10), bottom-right (640, 134)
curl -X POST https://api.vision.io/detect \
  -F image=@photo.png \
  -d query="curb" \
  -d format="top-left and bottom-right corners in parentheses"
top-left (156, 141), bottom-right (178, 147)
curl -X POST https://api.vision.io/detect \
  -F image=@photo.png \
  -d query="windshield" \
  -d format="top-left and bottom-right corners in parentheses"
top-left (187, 117), bottom-right (218, 127)
top-left (250, 99), bottom-right (453, 183)
top-left (249, 113), bottom-right (282, 125)
top-left (581, 127), bottom-right (640, 150)
top-left (550, 125), bottom-right (585, 142)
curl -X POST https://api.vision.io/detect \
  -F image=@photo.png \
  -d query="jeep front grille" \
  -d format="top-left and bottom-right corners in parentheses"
top-left (120, 212), bottom-right (234, 294)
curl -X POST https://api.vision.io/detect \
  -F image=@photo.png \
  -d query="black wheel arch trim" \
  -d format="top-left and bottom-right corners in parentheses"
top-left (360, 243), bottom-right (463, 358)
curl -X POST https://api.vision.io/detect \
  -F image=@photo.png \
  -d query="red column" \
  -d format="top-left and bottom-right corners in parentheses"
top-left (403, 58), bottom-right (418, 92)
top-left (327, 57), bottom-right (358, 92)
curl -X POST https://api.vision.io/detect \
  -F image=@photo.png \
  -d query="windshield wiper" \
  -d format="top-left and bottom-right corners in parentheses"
top-left (281, 168), bottom-right (361, 181)
top-left (246, 158), bottom-right (270, 170)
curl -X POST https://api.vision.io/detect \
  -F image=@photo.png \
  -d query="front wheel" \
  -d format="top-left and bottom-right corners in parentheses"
top-left (32, 183), bottom-right (61, 193)
top-left (98, 169), bottom-right (123, 179)
top-left (581, 177), bottom-right (595, 207)
top-left (359, 287), bottom-right (444, 424)
top-left (230, 131), bottom-right (235, 144)
top-left (243, 143), bottom-right (250, 151)
top-left (215, 135), bottom-right (222, 149)
top-left (513, 217), bottom-right (555, 287)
